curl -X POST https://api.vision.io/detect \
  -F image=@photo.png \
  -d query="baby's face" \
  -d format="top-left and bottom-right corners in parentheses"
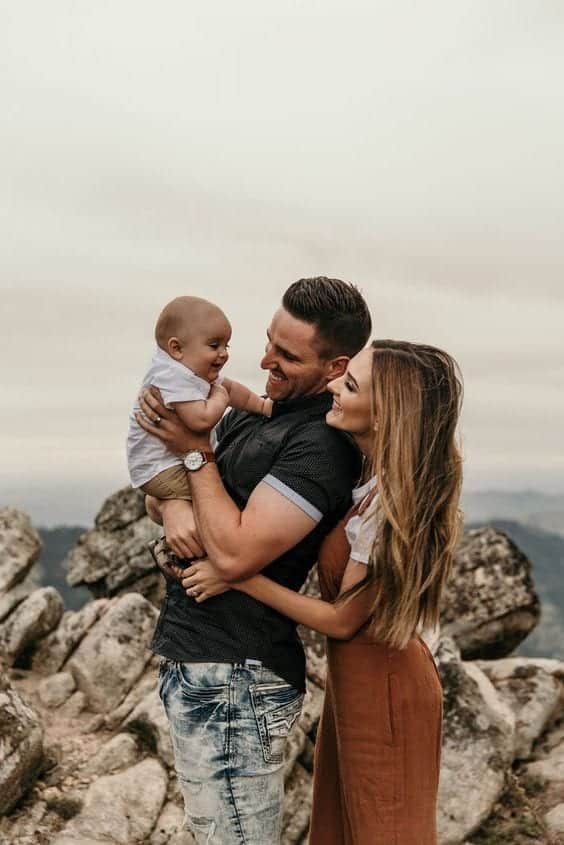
top-left (179, 314), bottom-right (232, 382)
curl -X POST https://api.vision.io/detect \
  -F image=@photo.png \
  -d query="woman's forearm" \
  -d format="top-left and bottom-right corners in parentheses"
top-left (235, 574), bottom-right (371, 640)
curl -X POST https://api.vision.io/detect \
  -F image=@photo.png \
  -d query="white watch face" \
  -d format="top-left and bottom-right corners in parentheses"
top-left (184, 450), bottom-right (205, 471)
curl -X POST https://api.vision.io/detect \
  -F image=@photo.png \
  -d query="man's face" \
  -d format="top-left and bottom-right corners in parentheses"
top-left (260, 308), bottom-right (333, 401)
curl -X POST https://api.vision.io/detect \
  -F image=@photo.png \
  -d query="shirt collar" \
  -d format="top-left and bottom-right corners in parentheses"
top-left (270, 390), bottom-right (333, 419)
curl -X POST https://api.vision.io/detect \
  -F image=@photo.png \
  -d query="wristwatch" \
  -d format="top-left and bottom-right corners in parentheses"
top-left (183, 449), bottom-right (216, 472)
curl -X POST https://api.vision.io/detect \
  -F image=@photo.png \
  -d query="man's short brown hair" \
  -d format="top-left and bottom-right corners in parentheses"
top-left (282, 276), bottom-right (371, 358)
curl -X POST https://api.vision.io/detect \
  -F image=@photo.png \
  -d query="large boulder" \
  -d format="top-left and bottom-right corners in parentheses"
top-left (441, 527), bottom-right (540, 659)
top-left (52, 757), bottom-right (168, 844)
top-left (436, 637), bottom-right (516, 844)
top-left (31, 598), bottom-right (110, 676)
top-left (0, 508), bottom-right (42, 594)
top-left (122, 688), bottom-right (174, 767)
top-left (0, 676), bottom-right (44, 815)
top-left (67, 592), bottom-right (158, 713)
top-left (476, 656), bottom-right (564, 759)
top-left (65, 487), bottom-right (161, 599)
top-left (0, 587), bottom-right (64, 666)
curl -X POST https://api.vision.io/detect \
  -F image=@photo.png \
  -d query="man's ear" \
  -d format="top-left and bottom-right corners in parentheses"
top-left (325, 355), bottom-right (349, 381)
top-left (167, 337), bottom-right (183, 360)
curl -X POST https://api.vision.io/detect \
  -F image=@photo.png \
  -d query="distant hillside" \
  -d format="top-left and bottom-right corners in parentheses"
top-left (462, 490), bottom-right (564, 536)
top-left (37, 525), bottom-right (90, 611)
top-left (467, 518), bottom-right (564, 659)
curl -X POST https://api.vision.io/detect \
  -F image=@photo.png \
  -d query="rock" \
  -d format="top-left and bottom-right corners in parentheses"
top-left (60, 689), bottom-right (87, 718)
top-left (122, 687), bottom-right (173, 767)
top-left (31, 599), bottom-right (110, 675)
top-left (81, 733), bottom-right (140, 776)
top-left (525, 737), bottom-right (564, 782)
top-left (52, 757), bottom-right (168, 845)
top-left (282, 763), bottom-right (313, 845)
top-left (0, 587), bottom-right (64, 666)
top-left (0, 508), bottom-right (42, 594)
top-left (150, 802), bottom-right (195, 844)
top-left (65, 487), bottom-right (161, 596)
top-left (38, 671), bottom-right (76, 708)
top-left (441, 527), bottom-right (540, 659)
top-left (67, 593), bottom-right (158, 713)
top-left (0, 576), bottom-right (36, 624)
top-left (545, 802), bottom-right (564, 834)
top-left (476, 656), bottom-right (564, 759)
top-left (0, 676), bottom-right (44, 815)
top-left (105, 664), bottom-right (159, 729)
top-left (436, 638), bottom-right (516, 844)
top-left (80, 714), bottom-right (106, 734)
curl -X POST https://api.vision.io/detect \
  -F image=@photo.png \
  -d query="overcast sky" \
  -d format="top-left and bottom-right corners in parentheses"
top-left (2, 1), bottom-right (563, 526)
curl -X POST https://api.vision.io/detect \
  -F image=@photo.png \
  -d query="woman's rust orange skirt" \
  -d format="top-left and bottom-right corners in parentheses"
top-left (309, 635), bottom-right (442, 845)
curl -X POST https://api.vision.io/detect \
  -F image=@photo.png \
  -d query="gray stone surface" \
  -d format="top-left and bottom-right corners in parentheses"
top-left (0, 676), bottom-right (44, 815)
top-left (476, 656), bottom-right (564, 759)
top-left (545, 802), bottom-right (564, 834)
top-left (0, 508), bottom-right (42, 594)
top-left (65, 487), bottom-right (161, 597)
top-left (0, 587), bottom-right (64, 666)
top-left (150, 802), bottom-right (195, 845)
top-left (38, 671), bottom-right (76, 708)
top-left (31, 599), bottom-right (110, 675)
top-left (123, 687), bottom-right (174, 767)
top-left (67, 592), bottom-right (158, 713)
top-left (81, 732), bottom-right (140, 776)
top-left (52, 757), bottom-right (168, 844)
top-left (436, 638), bottom-right (516, 844)
top-left (441, 527), bottom-right (540, 659)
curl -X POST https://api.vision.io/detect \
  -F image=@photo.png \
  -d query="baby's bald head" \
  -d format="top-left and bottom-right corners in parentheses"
top-left (154, 296), bottom-right (232, 381)
top-left (155, 296), bottom-right (228, 350)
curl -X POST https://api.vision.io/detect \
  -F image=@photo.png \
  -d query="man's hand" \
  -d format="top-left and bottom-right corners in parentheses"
top-left (136, 387), bottom-right (211, 454)
top-left (181, 559), bottom-right (232, 602)
top-left (160, 499), bottom-right (205, 559)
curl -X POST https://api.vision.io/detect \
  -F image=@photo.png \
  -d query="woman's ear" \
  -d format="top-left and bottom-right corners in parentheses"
top-left (326, 355), bottom-right (349, 381)
top-left (167, 337), bottom-right (183, 360)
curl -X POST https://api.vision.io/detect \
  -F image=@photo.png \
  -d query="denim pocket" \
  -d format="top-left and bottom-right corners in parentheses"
top-left (250, 681), bottom-right (304, 764)
top-left (175, 662), bottom-right (229, 702)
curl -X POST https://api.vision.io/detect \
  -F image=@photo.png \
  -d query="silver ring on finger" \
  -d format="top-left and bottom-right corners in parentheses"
top-left (154, 415), bottom-right (162, 426)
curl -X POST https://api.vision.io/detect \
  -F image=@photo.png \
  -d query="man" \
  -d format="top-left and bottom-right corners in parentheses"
top-left (137, 277), bottom-right (371, 845)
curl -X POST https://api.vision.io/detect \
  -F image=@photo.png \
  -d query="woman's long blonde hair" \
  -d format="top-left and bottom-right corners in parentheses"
top-left (340, 340), bottom-right (463, 649)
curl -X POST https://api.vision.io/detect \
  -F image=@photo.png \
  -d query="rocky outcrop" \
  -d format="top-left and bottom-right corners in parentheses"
top-left (65, 489), bottom-right (541, 664)
top-left (441, 527), bottom-right (540, 659)
top-left (0, 509), bottom-right (42, 594)
top-left (0, 587), bottom-right (64, 667)
top-left (436, 638), bottom-right (516, 843)
top-left (65, 488), bottom-right (161, 601)
top-left (52, 758), bottom-right (168, 845)
top-left (0, 676), bottom-right (44, 816)
top-left (67, 593), bottom-right (158, 713)
top-left (0, 500), bottom-right (561, 845)
top-left (476, 656), bottom-right (564, 760)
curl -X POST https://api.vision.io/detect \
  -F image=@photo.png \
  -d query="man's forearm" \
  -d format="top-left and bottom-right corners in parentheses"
top-left (189, 464), bottom-right (251, 579)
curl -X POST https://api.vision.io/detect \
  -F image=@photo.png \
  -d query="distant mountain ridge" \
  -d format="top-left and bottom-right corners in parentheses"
top-left (37, 525), bottom-right (90, 610)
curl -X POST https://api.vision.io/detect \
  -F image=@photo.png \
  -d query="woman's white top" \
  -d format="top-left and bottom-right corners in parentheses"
top-left (127, 348), bottom-right (222, 488)
top-left (344, 476), bottom-right (441, 654)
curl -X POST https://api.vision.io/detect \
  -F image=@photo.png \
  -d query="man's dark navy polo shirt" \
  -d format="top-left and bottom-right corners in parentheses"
top-left (150, 391), bottom-right (361, 692)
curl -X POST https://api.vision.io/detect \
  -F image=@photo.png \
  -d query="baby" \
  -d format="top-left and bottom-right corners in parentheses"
top-left (127, 295), bottom-right (271, 511)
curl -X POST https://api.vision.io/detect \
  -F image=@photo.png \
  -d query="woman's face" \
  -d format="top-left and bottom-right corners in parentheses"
top-left (326, 347), bottom-right (374, 448)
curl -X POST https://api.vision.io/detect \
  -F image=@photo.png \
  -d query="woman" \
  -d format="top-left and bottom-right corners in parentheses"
top-left (182, 339), bottom-right (463, 845)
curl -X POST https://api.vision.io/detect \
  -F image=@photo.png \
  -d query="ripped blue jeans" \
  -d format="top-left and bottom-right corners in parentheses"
top-left (159, 660), bottom-right (304, 845)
